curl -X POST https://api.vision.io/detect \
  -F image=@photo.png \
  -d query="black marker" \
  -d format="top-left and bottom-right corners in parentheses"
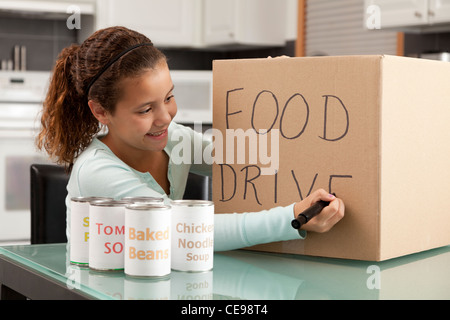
top-left (291, 193), bottom-right (336, 229)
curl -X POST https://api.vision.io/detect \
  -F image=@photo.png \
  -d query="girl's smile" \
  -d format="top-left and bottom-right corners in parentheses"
top-left (145, 128), bottom-right (168, 139)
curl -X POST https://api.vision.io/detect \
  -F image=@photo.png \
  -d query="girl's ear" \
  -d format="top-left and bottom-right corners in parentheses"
top-left (88, 100), bottom-right (110, 125)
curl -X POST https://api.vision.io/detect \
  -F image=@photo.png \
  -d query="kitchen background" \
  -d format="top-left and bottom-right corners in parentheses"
top-left (0, 0), bottom-right (449, 244)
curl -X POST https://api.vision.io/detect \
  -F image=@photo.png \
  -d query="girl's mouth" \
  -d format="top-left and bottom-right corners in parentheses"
top-left (146, 129), bottom-right (167, 138)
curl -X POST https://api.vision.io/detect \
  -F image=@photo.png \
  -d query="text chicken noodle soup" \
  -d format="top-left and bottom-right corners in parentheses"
top-left (171, 200), bottom-right (214, 272)
top-left (125, 204), bottom-right (171, 278)
top-left (70, 196), bottom-right (112, 266)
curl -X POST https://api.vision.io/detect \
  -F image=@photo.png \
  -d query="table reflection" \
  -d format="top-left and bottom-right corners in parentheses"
top-left (2, 243), bottom-right (449, 300)
top-left (63, 246), bottom-right (450, 300)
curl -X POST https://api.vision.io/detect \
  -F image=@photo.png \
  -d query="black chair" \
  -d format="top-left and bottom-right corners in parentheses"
top-left (183, 172), bottom-right (212, 201)
top-left (30, 164), bottom-right (69, 244)
top-left (30, 164), bottom-right (211, 244)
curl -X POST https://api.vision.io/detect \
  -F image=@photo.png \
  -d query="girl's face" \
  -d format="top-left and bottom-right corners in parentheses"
top-left (104, 62), bottom-right (177, 154)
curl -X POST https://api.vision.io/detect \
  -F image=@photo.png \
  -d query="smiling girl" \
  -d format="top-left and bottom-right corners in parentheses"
top-left (37, 27), bottom-right (344, 251)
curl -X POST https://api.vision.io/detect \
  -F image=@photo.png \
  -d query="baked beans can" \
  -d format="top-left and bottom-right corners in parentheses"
top-left (89, 200), bottom-right (130, 271)
top-left (124, 204), bottom-right (171, 278)
top-left (121, 196), bottom-right (164, 204)
top-left (170, 200), bottom-right (214, 272)
top-left (70, 197), bottom-right (112, 266)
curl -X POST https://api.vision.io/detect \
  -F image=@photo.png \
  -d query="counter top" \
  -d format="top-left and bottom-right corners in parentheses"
top-left (1, 243), bottom-right (449, 300)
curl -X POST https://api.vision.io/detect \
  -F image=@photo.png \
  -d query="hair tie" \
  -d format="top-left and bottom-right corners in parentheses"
top-left (85, 42), bottom-right (153, 102)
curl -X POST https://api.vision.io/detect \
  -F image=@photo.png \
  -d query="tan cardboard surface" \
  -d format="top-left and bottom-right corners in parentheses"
top-left (379, 56), bottom-right (450, 260)
top-left (212, 55), bottom-right (450, 261)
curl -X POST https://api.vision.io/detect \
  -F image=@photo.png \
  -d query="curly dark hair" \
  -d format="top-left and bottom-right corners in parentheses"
top-left (36, 26), bottom-right (166, 171)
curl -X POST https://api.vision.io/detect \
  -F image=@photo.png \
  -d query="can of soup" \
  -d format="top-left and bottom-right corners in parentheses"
top-left (171, 200), bottom-right (214, 272)
top-left (125, 204), bottom-right (171, 278)
top-left (121, 196), bottom-right (164, 204)
top-left (70, 197), bottom-right (112, 266)
top-left (89, 200), bottom-right (130, 271)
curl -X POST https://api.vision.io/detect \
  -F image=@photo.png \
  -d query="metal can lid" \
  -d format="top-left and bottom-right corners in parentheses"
top-left (71, 196), bottom-right (113, 203)
top-left (121, 196), bottom-right (164, 202)
top-left (126, 203), bottom-right (171, 211)
top-left (89, 200), bottom-right (132, 207)
top-left (170, 200), bottom-right (214, 207)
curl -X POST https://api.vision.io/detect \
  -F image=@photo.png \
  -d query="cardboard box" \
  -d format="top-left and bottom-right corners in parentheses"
top-left (212, 55), bottom-right (450, 261)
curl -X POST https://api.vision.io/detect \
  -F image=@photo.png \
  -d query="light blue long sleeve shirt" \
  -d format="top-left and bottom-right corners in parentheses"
top-left (66, 122), bottom-right (305, 251)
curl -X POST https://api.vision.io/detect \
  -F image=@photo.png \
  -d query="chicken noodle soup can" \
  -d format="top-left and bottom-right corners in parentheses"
top-left (89, 200), bottom-right (130, 271)
top-left (125, 204), bottom-right (171, 278)
top-left (171, 200), bottom-right (214, 272)
top-left (70, 197), bottom-right (112, 266)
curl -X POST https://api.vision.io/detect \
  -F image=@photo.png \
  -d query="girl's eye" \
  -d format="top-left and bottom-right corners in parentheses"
top-left (166, 95), bottom-right (174, 103)
top-left (140, 107), bottom-right (152, 114)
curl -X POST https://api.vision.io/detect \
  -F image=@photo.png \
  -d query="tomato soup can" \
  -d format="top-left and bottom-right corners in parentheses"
top-left (89, 200), bottom-right (130, 271)
top-left (171, 200), bottom-right (214, 272)
top-left (125, 204), bottom-right (171, 278)
top-left (70, 197), bottom-right (112, 266)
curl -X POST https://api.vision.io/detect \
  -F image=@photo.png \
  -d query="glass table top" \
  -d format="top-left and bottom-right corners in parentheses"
top-left (1, 243), bottom-right (449, 300)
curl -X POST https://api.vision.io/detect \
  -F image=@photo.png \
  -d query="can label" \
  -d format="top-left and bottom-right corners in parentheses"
top-left (89, 201), bottom-right (128, 270)
top-left (70, 197), bottom-right (111, 266)
top-left (171, 200), bottom-right (214, 272)
top-left (125, 204), bottom-right (171, 277)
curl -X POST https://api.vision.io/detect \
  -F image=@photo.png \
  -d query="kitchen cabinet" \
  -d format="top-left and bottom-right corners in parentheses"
top-left (203, 0), bottom-right (287, 46)
top-left (0, 0), bottom-right (95, 14)
top-left (96, 0), bottom-right (288, 48)
top-left (365, 0), bottom-right (450, 30)
top-left (0, 0), bottom-right (96, 43)
top-left (96, 0), bottom-right (200, 47)
top-left (203, 0), bottom-right (237, 46)
top-left (431, 0), bottom-right (450, 24)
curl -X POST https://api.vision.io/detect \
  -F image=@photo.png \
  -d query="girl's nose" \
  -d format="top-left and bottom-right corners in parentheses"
top-left (153, 103), bottom-right (174, 126)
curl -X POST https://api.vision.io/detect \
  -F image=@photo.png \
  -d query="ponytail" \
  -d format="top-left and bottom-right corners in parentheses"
top-left (36, 26), bottom-right (166, 171)
top-left (36, 44), bottom-right (99, 171)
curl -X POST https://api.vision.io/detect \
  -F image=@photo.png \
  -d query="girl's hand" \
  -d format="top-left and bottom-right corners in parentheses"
top-left (293, 189), bottom-right (345, 233)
